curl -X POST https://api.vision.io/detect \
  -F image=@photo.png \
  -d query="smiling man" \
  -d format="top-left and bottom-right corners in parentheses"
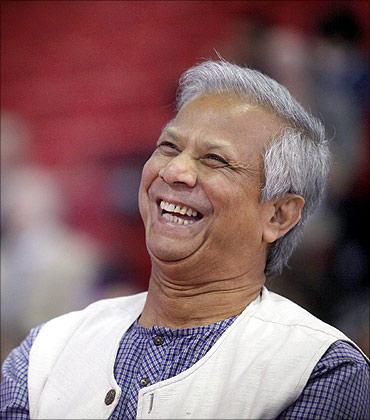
top-left (138, 93), bottom-right (294, 329)
top-left (1, 61), bottom-right (369, 420)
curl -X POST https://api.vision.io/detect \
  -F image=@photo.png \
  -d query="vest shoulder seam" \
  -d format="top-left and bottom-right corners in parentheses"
top-left (247, 313), bottom-right (346, 340)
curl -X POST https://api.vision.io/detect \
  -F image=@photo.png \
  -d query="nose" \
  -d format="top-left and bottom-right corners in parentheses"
top-left (159, 153), bottom-right (197, 187)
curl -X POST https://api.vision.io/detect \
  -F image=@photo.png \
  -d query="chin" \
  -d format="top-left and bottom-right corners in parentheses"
top-left (146, 237), bottom-right (200, 264)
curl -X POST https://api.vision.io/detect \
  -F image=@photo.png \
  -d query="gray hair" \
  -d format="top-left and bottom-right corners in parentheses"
top-left (176, 60), bottom-right (330, 276)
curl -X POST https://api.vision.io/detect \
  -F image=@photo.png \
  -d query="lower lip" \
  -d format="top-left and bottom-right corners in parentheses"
top-left (155, 206), bottom-right (205, 233)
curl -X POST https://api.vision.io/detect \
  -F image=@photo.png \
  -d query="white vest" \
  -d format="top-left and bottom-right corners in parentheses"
top-left (28, 288), bottom-right (364, 419)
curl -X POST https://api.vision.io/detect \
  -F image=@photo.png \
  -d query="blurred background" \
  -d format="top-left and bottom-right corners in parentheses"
top-left (1, 0), bottom-right (369, 362)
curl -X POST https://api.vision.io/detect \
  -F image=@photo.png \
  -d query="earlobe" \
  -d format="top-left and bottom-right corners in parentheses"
top-left (262, 194), bottom-right (305, 244)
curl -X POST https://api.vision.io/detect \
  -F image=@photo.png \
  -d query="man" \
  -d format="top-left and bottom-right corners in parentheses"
top-left (1, 60), bottom-right (369, 419)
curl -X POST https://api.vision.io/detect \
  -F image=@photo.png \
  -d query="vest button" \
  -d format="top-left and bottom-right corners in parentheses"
top-left (140, 377), bottom-right (150, 387)
top-left (153, 335), bottom-right (164, 346)
top-left (104, 389), bottom-right (116, 405)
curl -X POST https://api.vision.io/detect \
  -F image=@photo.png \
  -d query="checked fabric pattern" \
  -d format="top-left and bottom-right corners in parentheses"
top-left (1, 318), bottom-right (369, 419)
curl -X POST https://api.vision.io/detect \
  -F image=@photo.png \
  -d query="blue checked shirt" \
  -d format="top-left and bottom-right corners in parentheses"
top-left (1, 316), bottom-right (369, 419)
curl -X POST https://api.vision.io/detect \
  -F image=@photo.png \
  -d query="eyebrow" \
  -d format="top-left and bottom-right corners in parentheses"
top-left (161, 126), bottom-right (233, 151)
top-left (161, 126), bottom-right (179, 141)
top-left (161, 124), bottom-right (261, 176)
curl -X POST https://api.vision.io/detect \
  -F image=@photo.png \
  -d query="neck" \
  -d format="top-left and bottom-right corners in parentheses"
top-left (139, 263), bottom-right (265, 328)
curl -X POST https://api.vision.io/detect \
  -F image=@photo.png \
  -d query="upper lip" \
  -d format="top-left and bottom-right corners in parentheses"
top-left (148, 179), bottom-right (213, 217)
top-left (155, 191), bottom-right (211, 217)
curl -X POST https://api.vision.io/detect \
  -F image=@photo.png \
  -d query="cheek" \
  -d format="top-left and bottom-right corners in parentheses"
top-left (138, 157), bottom-right (158, 220)
top-left (140, 158), bottom-right (156, 190)
top-left (204, 174), bottom-right (258, 213)
top-left (205, 175), bottom-right (263, 237)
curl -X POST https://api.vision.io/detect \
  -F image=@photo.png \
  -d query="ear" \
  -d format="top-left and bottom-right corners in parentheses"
top-left (262, 193), bottom-right (305, 244)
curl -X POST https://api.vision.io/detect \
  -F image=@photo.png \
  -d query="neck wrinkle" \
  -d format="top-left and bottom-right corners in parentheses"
top-left (139, 267), bottom-right (265, 328)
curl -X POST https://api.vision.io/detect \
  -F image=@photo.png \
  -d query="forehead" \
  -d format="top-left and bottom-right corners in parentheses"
top-left (167, 94), bottom-right (284, 159)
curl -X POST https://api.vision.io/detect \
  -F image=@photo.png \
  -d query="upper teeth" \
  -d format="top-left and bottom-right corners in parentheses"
top-left (160, 200), bottom-right (198, 217)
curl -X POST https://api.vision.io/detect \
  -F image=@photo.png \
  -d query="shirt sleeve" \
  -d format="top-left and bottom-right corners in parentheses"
top-left (276, 340), bottom-right (370, 420)
top-left (1, 325), bottom-right (42, 420)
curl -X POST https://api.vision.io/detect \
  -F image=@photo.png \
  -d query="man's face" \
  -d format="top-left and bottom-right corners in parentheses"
top-left (139, 93), bottom-right (283, 276)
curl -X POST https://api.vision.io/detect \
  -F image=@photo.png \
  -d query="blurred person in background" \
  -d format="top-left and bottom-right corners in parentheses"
top-left (1, 112), bottom-right (102, 363)
top-left (1, 60), bottom-right (369, 420)
top-left (308, 8), bottom-right (369, 355)
top-left (223, 6), bottom-right (369, 356)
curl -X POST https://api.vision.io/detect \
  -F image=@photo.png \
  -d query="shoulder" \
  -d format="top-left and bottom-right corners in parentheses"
top-left (311, 340), bottom-right (369, 378)
top-left (1, 294), bottom-right (143, 416)
top-left (277, 341), bottom-right (369, 419)
top-left (27, 291), bottom-right (147, 417)
top-left (2, 325), bottom-right (43, 380)
top-left (257, 289), bottom-right (356, 343)
top-left (1, 325), bottom-right (43, 417)
top-left (35, 291), bottom-right (148, 338)
top-left (30, 291), bottom-right (148, 360)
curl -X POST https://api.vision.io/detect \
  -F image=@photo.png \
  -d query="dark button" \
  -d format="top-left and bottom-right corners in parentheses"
top-left (140, 377), bottom-right (150, 387)
top-left (104, 389), bottom-right (116, 405)
top-left (153, 335), bottom-right (164, 346)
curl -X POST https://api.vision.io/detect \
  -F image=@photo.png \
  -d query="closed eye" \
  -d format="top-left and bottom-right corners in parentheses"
top-left (157, 141), bottom-right (178, 150)
top-left (203, 153), bottom-right (229, 165)
top-left (156, 141), bottom-right (180, 155)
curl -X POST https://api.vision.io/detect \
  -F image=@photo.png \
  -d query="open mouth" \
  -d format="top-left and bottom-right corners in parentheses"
top-left (158, 199), bottom-right (204, 225)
